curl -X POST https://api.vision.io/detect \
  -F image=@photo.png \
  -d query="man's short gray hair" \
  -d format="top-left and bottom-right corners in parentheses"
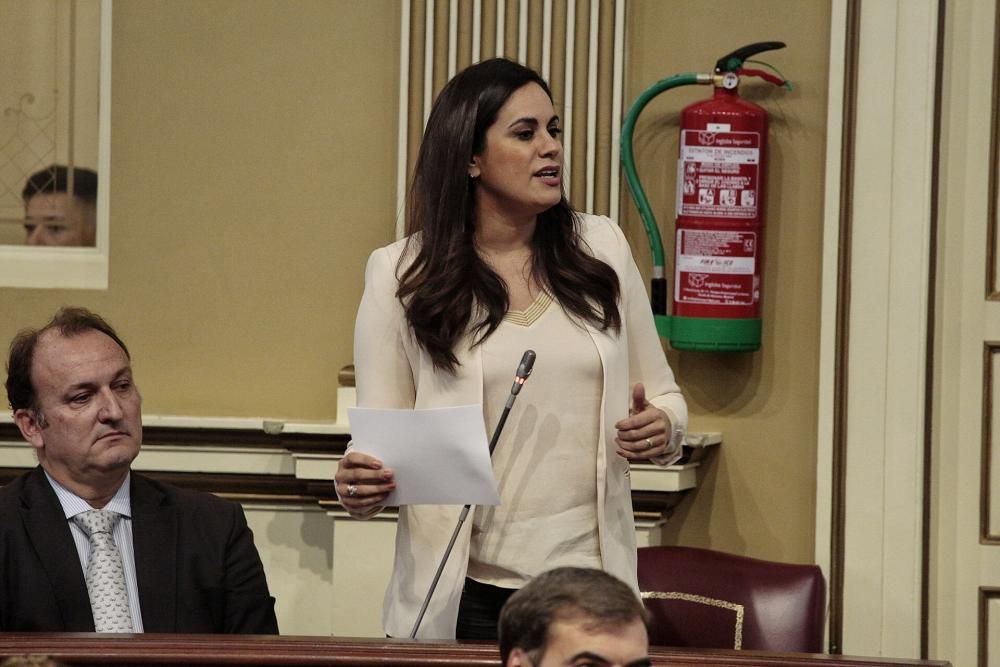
top-left (498, 567), bottom-right (649, 665)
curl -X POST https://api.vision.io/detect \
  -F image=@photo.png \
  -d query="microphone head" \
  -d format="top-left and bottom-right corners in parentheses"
top-left (516, 350), bottom-right (536, 379)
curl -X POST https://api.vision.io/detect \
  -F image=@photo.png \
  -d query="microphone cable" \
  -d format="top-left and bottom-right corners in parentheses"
top-left (408, 349), bottom-right (536, 638)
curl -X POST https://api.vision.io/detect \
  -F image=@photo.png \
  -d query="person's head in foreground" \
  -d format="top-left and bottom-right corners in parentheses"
top-left (498, 567), bottom-right (651, 667)
top-left (0, 656), bottom-right (68, 667)
top-left (22, 164), bottom-right (98, 246)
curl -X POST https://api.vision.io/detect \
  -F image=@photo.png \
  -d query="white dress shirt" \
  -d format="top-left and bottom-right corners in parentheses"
top-left (45, 470), bottom-right (145, 632)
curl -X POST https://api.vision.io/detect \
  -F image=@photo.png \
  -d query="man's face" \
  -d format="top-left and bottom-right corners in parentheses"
top-left (508, 616), bottom-right (650, 667)
top-left (24, 192), bottom-right (97, 246)
top-left (14, 329), bottom-right (142, 493)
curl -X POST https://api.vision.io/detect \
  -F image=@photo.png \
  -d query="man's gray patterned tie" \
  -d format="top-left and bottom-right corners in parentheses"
top-left (72, 509), bottom-right (134, 632)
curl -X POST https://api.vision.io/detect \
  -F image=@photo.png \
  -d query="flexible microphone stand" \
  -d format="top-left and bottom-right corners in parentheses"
top-left (408, 349), bottom-right (536, 639)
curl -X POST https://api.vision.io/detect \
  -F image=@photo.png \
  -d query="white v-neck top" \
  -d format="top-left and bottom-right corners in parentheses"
top-left (469, 292), bottom-right (603, 588)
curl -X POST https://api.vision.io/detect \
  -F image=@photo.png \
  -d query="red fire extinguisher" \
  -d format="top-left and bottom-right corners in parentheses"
top-left (621, 42), bottom-right (789, 351)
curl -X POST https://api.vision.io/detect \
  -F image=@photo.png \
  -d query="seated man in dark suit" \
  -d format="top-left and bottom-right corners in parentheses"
top-left (498, 567), bottom-right (650, 667)
top-left (0, 307), bottom-right (278, 634)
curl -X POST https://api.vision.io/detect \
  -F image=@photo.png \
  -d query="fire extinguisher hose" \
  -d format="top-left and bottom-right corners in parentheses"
top-left (620, 72), bottom-right (710, 325)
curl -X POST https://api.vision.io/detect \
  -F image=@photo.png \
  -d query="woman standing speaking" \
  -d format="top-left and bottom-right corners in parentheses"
top-left (336, 58), bottom-right (687, 640)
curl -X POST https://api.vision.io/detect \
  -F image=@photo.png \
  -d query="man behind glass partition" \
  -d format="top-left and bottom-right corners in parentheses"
top-left (22, 165), bottom-right (98, 247)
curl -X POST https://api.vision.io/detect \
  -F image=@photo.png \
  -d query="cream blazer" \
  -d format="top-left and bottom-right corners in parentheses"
top-left (352, 213), bottom-right (688, 639)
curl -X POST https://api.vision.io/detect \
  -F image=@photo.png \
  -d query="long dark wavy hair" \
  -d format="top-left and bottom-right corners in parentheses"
top-left (398, 58), bottom-right (621, 372)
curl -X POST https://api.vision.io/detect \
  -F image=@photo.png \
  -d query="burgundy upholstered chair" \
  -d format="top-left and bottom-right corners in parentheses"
top-left (636, 546), bottom-right (826, 652)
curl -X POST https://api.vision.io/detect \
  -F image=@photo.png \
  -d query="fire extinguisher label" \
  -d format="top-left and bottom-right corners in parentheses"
top-left (677, 130), bottom-right (760, 219)
top-left (675, 229), bottom-right (758, 306)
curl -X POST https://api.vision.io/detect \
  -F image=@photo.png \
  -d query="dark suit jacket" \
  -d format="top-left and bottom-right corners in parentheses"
top-left (0, 466), bottom-right (279, 634)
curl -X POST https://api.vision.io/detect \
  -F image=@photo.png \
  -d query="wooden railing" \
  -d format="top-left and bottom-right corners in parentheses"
top-left (0, 634), bottom-right (951, 667)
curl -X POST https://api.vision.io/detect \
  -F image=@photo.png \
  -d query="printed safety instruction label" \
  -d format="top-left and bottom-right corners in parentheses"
top-left (675, 229), bottom-right (758, 306)
top-left (677, 130), bottom-right (760, 219)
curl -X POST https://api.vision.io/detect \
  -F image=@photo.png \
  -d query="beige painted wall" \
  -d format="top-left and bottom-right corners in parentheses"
top-left (0, 0), bottom-right (400, 420)
top-left (622, 1), bottom-right (830, 564)
top-left (0, 1), bottom-right (828, 567)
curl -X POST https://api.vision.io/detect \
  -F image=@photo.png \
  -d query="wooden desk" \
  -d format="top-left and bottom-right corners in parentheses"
top-left (0, 634), bottom-right (951, 667)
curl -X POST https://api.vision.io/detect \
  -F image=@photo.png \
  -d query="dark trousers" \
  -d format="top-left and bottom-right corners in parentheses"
top-left (455, 577), bottom-right (518, 640)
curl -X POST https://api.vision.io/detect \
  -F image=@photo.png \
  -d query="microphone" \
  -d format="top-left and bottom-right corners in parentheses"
top-left (409, 349), bottom-right (537, 638)
top-left (509, 349), bottom-right (536, 397)
top-left (494, 349), bottom-right (535, 453)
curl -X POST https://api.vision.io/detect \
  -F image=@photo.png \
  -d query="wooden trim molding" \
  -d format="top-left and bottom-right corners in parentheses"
top-left (0, 467), bottom-right (332, 505)
top-left (984, 0), bottom-right (1000, 299)
top-left (829, 0), bottom-right (862, 652)
top-left (0, 423), bottom-right (709, 518)
top-left (979, 586), bottom-right (1000, 667)
top-left (982, 343), bottom-right (1000, 543)
top-left (921, 0), bottom-right (947, 656)
top-left (0, 422), bottom-right (352, 455)
top-left (0, 633), bottom-right (953, 667)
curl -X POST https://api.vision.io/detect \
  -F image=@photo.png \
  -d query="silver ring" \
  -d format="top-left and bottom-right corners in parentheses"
top-left (347, 484), bottom-right (358, 497)
top-left (645, 438), bottom-right (654, 450)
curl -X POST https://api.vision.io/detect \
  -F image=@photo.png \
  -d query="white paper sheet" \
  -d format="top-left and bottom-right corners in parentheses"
top-left (347, 405), bottom-right (500, 506)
